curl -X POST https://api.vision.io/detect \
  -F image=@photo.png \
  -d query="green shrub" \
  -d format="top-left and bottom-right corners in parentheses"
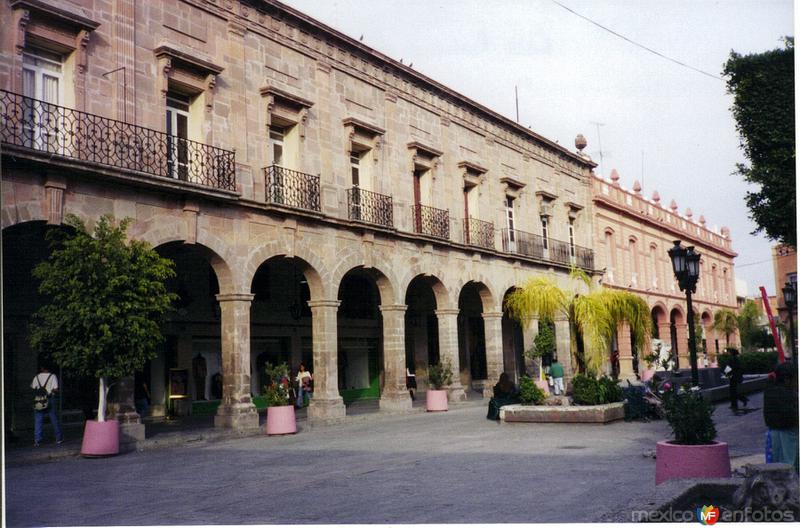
top-left (428, 358), bottom-right (453, 389)
top-left (717, 351), bottom-right (778, 374)
top-left (518, 376), bottom-right (546, 405)
top-left (572, 373), bottom-right (603, 405)
top-left (262, 362), bottom-right (292, 407)
top-left (662, 387), bottom-right (717, 445)
top-left (598, 376), bottom-right (623, 403)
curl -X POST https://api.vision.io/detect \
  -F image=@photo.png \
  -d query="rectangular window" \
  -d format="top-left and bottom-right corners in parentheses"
top-left (568, 218), bottom-right (575, 258)
top-left (269, 126), bottom-right (285, 167)
top-left (541, 216), bottom-right (549, 250)
top-left (505, 197), bottom-right (515, 249)
top-left (22, 48), bottom-right (63, 151)
top-left (350, 151), bottom-right (361, 186)
top-left (166, 93), bottom-right (191, 180)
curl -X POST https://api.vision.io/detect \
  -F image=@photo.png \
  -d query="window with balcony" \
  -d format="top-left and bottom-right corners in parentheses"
top-left (568, 218), bottom-right (575, 259)
top-left (541, 216), bottom-right (549, 251)
top-left (506, 197), bottom-right (516, 252)
top-left (166, 92), bottom-right (191, 181)
top-left (21, 48), bottom-right (63, 151)
top-left (270, 126), bottom-right (285, 166)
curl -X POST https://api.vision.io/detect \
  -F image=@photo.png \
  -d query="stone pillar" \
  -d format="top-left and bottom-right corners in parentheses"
top-left (214, 293), bottom-right (259, 431)
top-left (435, 308), bottom-right (466, 401)
top-left (108, 375), bottom-right (144, 452)
top-left (379, 304), bottom-right (412, 411)
top-left (554, 316), bottom-right (573, 386)
top-left (617, 323), bottom-right (635, 380)
top-left (705, 325), bottom-right (716, 364)
top-left (482, 311), bottom-right (504, 397)
top-left (307, 300), bottom-right (346, 423)
top-left (676, 322), bottom-right (690, 369)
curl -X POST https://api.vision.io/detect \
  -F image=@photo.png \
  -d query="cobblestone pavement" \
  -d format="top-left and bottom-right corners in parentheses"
top-left (6, 393), bottom-right (766, 525)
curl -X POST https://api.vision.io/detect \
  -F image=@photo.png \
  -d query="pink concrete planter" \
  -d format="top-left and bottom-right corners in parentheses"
top-left (655, 440), bottom-right (731, 485)
top-left (266, 405), bottom-right (297, 435)
top-left (534, 380), bottom-right (550, 395)
top-left (426, 389), bottom-right (449, 412)
top-left (80, 420), bottom-right (120, 457)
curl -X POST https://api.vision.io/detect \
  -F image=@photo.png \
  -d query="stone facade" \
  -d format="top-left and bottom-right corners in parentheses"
top-left (592, 170), bottom-right (738, 378)
top-left (2, 0), bottom-right (599, 431)
top-left (772, 244), bottom-right (797, 346)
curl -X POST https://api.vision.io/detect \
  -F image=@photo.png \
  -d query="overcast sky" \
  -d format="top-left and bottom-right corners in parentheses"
top-left (283, 0), bottom-right (794, 296)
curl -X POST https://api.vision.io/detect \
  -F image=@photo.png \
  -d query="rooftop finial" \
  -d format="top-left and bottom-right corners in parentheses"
top-left (575, 134), bottom-right (587, 152)
top-left (651, 190), bottom-right (660, 203)
top-left (633, 180), bottom-right (642, 195)
top-left (610, 169), bottom-right (620, 186)
top-left (685, 207), bottom-right (693, 219)
top-left (669, 199), bottom-right (678, 211)
top-left (699, 215), bottom-right (706, 226)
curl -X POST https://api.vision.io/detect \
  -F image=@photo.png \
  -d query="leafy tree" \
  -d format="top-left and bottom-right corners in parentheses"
top-left (505, 268), bottom-right (651, 374)
top-left (737, 299), bottom-right (764, 352)
top-left (712, 308), bottom-right (739, 347)
top-left (29, 214), bottom-right (176, 422)
top-left (525, 318), bottom-right (555, 380)
top-left (723, 38), bottom-right (795, 247)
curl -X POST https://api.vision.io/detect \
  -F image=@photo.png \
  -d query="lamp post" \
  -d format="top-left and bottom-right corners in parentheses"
top-left (782, 281), bottom-right (796, 360)
top-left (669, 240), bottom-right (701, 386)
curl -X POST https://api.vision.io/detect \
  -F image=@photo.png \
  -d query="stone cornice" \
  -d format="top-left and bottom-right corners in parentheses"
top-left (10, 0), bottom-right (100, 31)
top-left (154, 44), bottom-right (224, 75)
top-left (593, 194), bottom-right (737, 258)
top-left (183, 0), bottom-right (594, 175)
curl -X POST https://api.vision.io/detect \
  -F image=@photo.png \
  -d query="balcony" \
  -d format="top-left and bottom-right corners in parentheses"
top-left (347, 187), bottom-right (393, 228)
top-left (501, 228), bottom-right (595, 269)
top-left (0, 89), bottom-right (236, 192)
top-left (463, 217), bottom-right (495, 250)
top-left (411, 204), bottom-right (450, 240)
top-left (264, 165), bottom-right (320, 212)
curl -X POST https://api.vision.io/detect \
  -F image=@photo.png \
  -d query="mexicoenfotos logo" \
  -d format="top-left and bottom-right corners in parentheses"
top-left (697, 505), bottom-right (720, 525)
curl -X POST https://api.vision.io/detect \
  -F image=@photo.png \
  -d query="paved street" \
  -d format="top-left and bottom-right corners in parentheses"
top-left (7, 394), bottom-right (765, 525)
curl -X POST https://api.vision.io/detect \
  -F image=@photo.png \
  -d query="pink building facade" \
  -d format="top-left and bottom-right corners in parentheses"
top-left (592, 170), bottom-right (738, 378)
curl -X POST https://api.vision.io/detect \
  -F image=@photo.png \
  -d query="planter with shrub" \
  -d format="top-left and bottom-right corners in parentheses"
top-left (263, 362), bottom-right (297, 435)
top-left (426, 358), bottom-right (453, 412)
top-left (717, 350), bottom-right (778, 374)
top-left (518, 376), bottom-right (547, 405)
top-left (655, 385), bottom-right (731, 484)
top-left (571, 373), bottom-right (624, 406)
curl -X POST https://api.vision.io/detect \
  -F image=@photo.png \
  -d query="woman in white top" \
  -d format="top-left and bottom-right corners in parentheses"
top-left (295, 363), bottom-right (313, 408)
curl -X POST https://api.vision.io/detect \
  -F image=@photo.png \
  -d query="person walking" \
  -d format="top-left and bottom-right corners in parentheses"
top-left (31, 366), bottom-right (63, 447)
top-left (550, 357), bottom-right (565, 396)
top-left (295, 363), bottom-right (313, 408)
top-left (727, 349), bottom-right (748, 412)
top-left (763, 362), bottom-right (799, 471)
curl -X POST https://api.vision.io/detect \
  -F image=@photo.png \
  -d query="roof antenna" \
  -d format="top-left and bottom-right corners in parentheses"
top-left (515, 85), bottom-right (520, 123)
top-left (590, 121), bottom-right (605, 178)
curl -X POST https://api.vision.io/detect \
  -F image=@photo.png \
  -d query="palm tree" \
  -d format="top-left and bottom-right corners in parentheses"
top-left (713, 308), bottom-right (739, 347)
top-left (505, 268), bottom-right (651, 374)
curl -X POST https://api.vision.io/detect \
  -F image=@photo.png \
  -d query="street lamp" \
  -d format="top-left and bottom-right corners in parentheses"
top-left (782, 281), bottom-right (796, 359)
top-left (669, 240), bottom-right (701, 386)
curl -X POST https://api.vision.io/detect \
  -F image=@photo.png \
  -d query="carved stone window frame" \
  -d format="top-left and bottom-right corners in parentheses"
top-left (535, 190), bottom-right (558, 218)
top-left (564, 200), bottom-right (584, 220)
top-left (261, 85), bottom-right (314, 140)
top-left (10, 0), bottom-right (99, 110)
top-left (155, 44), bottom-right (224, 109)
top-left (343, 117), bottom-right (384, 161)
top-left (499, 175), bottom-right (526, 200)
top-left (459, 160), bottom-right (487, 190)
top-left (407, 141), bottom-right (443, 173)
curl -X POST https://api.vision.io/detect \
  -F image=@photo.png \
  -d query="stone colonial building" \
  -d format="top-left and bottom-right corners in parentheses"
top-left (592, 169), bottom-right (738, 378)
top-left (2, 0), bottom-right (599, 433)
top-left (772, 244), bottom-right (797, 352)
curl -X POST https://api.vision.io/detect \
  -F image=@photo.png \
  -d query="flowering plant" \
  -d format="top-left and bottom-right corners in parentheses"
top-left (262, 362), bottom-right (292, 407)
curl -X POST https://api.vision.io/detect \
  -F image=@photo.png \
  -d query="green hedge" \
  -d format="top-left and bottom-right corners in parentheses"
top-left (572, 374), bottom-right (623, 405)
top-left (717, 351), bottom-right (779, 374)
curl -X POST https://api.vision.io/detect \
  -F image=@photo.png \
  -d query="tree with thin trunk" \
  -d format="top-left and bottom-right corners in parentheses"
top-left (505, 268), bottom-right (651, 374)
top-left (29, 214), bottom-right (176, 422)
top-left (712, 308), bottom-right (739, 348)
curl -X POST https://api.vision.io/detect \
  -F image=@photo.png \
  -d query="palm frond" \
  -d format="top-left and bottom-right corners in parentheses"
top-left (504, 276), bottom-right (568, 324)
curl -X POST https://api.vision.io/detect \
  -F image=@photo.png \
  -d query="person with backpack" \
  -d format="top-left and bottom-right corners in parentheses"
top-left (31, 365), bottom-right (63, 447)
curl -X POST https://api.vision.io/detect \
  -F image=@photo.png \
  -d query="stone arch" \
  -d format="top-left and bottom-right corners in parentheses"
top-left (330, 247), bottom-right (399, 305)
top-left (243, 240), bottom-right (329, 301)
top-left (401, 271), bottom-right (450, 309)
top-left (670, 305), bottom-right (685, 323)
top-left (1, 201), bottom-right (46, 230)
top-left (651, 302), bottom-right (669, 324)
top-left (454, 276), bottom-right (497, 313)
top-left (150, 236), bottom-right (235, 295)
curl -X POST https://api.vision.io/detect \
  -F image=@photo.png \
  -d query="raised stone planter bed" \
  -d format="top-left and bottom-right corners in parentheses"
top-left (499, 402), bottom-right (625, 423)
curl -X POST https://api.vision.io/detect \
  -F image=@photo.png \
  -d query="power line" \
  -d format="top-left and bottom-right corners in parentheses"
top-left (735, 257), bottom-right (775, 268)
top-left (551, 0), bottom-right (724, 81)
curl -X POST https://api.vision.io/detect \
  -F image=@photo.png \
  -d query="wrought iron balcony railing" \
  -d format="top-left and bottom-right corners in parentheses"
top-left (501, 228), bottom-right (595, 269)
top-left (0, 89), bottom-right (236, 191)
top-left (463, 217), bottom-right (495, 249)
top-left (347, 187), bottom-right (393, 228)
top-left (411, 204), bottom-right (450, 240)
top-left (264, 165), bottom-right (320, 212)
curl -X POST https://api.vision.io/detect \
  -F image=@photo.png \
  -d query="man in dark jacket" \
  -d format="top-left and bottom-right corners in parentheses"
top-left (764, 362), bottom-right (799, 471)
top-left (728, 349), bottom-right (748, 412)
